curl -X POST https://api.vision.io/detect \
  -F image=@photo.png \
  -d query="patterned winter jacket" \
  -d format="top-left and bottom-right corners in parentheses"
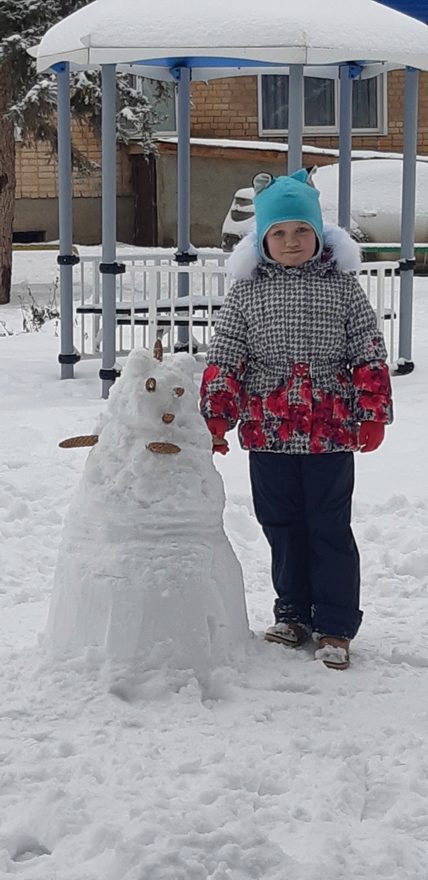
top-left (200, 228), bottom-right (393, 454)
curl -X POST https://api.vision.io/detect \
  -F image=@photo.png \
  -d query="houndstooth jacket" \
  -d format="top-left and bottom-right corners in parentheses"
top-left (200, 226), bottom-right (393, 454)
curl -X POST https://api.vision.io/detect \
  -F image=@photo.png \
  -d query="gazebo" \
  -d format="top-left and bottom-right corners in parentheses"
top-left (35, 0), bottom-right (428, 397)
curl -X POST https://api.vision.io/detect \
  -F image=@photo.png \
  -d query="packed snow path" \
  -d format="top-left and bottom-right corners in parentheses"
top-left (1, 280), bottom-right (428, 878)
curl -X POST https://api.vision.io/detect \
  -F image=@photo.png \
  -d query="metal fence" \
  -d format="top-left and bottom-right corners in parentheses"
top-left (74, 250), bottom-right (399, 364)
top-left (358, 261), bottom-right (399, 363)
top-left (75, 250), bottom-right (228, 358)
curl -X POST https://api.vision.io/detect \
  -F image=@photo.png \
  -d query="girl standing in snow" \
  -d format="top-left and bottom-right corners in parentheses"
top-left (200, 169), bottom-right (393, 670)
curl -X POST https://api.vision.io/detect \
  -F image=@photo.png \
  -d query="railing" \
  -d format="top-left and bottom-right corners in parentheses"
top-left (358, 261), bottom-right (398, 363)
top-left (74, 250), bottom-right (399, 364)
top-left (75, 250), bottom-right (228, 358)
top-left (362, 242), bottom-right (428, 257)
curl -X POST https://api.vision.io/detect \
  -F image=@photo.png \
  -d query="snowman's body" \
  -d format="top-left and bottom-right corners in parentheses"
top-left (48, 350), bottom-right (249, 674)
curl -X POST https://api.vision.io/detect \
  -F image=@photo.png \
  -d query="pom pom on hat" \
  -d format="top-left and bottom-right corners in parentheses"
top-left (253, 169), bottom-right (324, 262)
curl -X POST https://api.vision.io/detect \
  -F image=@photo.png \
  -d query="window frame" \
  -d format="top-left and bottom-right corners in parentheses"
top-left (132, 75), bottom-right (178, 137)
top-left (257, 72), bottom-right (388, 138)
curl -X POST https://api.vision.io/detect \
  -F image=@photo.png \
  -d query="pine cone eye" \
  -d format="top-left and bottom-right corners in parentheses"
top-left (146, 377), bottom-right (156, 392)
top-left (174, 387), bottom-right (184, 397)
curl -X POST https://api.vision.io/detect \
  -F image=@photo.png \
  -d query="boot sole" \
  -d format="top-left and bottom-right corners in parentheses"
top-left (322, 658), bottom-right (350, 670)
top-left (264, 632), bottom-right (308, 648)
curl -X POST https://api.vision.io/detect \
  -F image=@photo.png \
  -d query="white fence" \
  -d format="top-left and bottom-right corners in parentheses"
top-left (75, 250), bottom-right (228, 358)
top-left (74, 250), bottom-right (399, 363)
top-left (358, 261), bottom-right (398, 363)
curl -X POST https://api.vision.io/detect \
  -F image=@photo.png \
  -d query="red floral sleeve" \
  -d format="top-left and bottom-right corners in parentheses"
top-left (346, 280), bottom-right (393, 424)
top-left (199, 285), bottom-right (248, 436)
top-left (352, 362), bottom-right (393, 423)
top-left (200, 363), bottom-right (244, 436)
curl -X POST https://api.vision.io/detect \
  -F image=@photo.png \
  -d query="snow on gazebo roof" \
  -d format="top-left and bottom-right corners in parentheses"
top-left (36, 0), bottom-right (428, 75)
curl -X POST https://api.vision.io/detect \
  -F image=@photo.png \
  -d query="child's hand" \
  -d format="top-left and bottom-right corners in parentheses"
top-left (206, 417), bottom-right (230, 455)
top-left (212, 436), bottom-right (230, 455)
top-left (358, 421), bottom-right (385, 453)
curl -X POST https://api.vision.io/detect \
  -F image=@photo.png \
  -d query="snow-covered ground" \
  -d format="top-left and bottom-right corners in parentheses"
top-left (1, 251), bottom-right (428, 879)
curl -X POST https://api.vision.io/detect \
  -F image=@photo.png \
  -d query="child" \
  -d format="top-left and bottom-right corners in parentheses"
top-left (200, 169), bottom-right (393, 670)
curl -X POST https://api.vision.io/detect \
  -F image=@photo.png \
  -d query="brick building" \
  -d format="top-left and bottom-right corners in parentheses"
top-left (14, 122), bottom-right (134, 245)
top-left (190, 70), bottom-right (428, 153)
top-left (13, 69), bottom-right (428, 247)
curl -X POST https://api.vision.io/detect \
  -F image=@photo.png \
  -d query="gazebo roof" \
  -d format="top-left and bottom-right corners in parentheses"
top-left (36, 0), bottom-right (428, 75)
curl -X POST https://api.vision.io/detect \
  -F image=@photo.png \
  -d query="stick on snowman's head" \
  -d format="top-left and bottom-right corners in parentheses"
top-left (153, 339), bottom-right (163, 362)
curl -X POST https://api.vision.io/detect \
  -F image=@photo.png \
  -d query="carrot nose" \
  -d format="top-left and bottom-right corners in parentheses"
top-left (162, 413), bottom-right (175, 424)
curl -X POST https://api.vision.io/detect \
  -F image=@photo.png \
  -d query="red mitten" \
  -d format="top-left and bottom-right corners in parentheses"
top-left (358, 421), bottom-right (385, 453)
top-left (207, 417), bottom-right (229, 454)
top-left (212, 436), bottom-right (230, 455)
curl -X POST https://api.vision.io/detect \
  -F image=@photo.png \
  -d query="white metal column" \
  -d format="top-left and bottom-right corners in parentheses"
top-left (100, 64), bottom-right (123, 398)
top-left (397, 66), bottom-right (419, 374)
top-left (56, 62), bottom-right (80, 379)
top-left (338, 64), bottom-right (353, 230)
top-left (288, 65), bottom-right (304, 174)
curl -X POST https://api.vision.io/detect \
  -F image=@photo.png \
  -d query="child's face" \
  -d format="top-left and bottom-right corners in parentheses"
top-left (265, 221), bottom-right (318, 267)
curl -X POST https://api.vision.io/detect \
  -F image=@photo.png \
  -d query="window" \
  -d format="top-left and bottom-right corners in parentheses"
top-left (259, 73), bottom-right (387, 136)
top-left (133, 77), bottom-right (177, 135)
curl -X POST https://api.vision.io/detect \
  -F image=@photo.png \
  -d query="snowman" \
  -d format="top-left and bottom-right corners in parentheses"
top-left (48, 343), bottom-right (249, 677)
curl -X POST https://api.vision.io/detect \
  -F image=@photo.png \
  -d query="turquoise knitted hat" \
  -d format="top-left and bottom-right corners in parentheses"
top-left (254, 169), bottom-right (324, 263)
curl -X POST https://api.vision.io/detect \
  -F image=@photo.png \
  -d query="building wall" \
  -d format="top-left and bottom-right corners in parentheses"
top-left (190, 70), bottom-right (428, 154)
top-left (155, 68), bottom-right (428, 246)
top-left (14, 123), bottom-right (134, 244)
top-left (154, 144), bottom-right (334, 248)
top-left (14, 196), bottom-right (135, 246)
top-left (156, 150), bottom-right (276, 247)
top-left (13, 69), bottom-right (428, 245)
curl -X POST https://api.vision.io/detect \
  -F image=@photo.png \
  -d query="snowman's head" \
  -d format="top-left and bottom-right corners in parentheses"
top-left (106, 342), bottom-right (201, 455)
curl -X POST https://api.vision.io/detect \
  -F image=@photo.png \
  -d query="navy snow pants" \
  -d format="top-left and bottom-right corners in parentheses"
top-left (249, 451), bottom-right (362, 639)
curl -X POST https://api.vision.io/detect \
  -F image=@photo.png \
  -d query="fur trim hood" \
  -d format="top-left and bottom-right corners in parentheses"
top-left (226, 222), bottom-right (361, 281)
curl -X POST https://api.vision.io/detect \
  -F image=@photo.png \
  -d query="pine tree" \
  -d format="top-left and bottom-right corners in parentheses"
top-left (0, 0), bottom-right (158, 304)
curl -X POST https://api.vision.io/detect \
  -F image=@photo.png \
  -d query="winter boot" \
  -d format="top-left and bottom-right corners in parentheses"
top-left (315, 636), bottom-right (350, 670)
top-left (265, 622), bottom-right (310, 648)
